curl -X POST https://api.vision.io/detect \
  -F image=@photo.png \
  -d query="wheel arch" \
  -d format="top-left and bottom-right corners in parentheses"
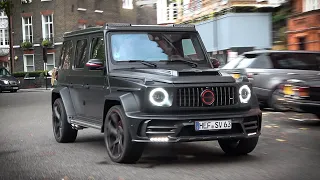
top-left (51, 87), bottom-right (76, 123)
top-left (101, 92), bottom-right (140, 132)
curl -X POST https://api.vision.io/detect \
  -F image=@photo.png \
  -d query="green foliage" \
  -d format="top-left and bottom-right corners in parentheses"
top-left (0, 0), bottom-right (14, 16)
top-left (20, 41), bottom-right (33, 49)
top-left (41, 39), bottom-right (53, 47)
top-left (13, 71), bottom-right (49, 78)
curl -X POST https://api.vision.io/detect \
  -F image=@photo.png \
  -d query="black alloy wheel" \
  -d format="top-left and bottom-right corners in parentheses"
top-left (104, 105), bottom-right (144, 163)
top-left (52, 98), bottom-right (77, 143)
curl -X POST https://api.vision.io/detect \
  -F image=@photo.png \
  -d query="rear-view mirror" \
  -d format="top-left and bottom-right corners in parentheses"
top-left (85, 59), bottom-right (105, 70)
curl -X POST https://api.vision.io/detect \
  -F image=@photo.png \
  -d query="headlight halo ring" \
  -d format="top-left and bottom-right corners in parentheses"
top-left (239, 85), bottom-right (251, 103)
top-left (149, 87), bottom-right (169, 106)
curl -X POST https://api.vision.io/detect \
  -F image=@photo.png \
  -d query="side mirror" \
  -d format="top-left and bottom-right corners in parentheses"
top-left (85, 59), bottom-right (105, 70)
top-left (210, 57), bottom-right (220, 68)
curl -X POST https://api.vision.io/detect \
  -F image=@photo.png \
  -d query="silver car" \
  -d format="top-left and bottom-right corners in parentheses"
top-left (221, 50), bottom-right (320, 111)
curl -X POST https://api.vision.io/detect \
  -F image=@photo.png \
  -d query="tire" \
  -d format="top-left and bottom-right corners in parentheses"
top-left (218, 137), bottom-right (259, 155)
top-left (268, 89), bottom-right (289, 112)
top-left (104, 105), bottom-right (144, 164)
top-left (52, 98), bottom-right (78, 143)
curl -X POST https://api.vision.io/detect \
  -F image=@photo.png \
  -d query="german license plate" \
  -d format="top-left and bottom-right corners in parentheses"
top-left (12, 87), bottom-right (18, 90)
top-left (195, 120), bottom-right (232, 131)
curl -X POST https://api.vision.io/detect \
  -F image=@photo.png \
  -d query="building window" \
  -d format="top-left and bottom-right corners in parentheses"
top-left (304, 0), bottom-right (320, 12)
top-left (0, 29), bottom-right (8, 46)
top-left (22, 16), bottom-right (33, 43)
top-left (298, 37), bottom-right (306, 50)
top-left (123, 0), bottom-right (133, 9)
top-left (44, 53), bottom-right (55, 71)
top-left (0, 11), bottom-right (8, 47)
top-left (23, 54), bottom-right (35, 72)
top-left (42, 14), bottom-right (54, 39)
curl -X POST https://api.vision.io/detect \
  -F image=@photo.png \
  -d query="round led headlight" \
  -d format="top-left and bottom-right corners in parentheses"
top-left (149, 88), bottom-right (169, 106)
top-left (239, 85), bottom-right (251, 103)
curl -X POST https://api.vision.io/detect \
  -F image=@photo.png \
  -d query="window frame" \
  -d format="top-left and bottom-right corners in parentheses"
top-left (41, 14), bottom-right (54, 39)
top-left (0, 11), bottom-right (9, 47)
top-left (43, 53), bottom-right (55, 71)
top-left (122, 0), bottom-right (133, 9)
top-left (23, 54), bottom-right (35, 72)
top-left (22, 16), bottom-right (33, 43)
top-left (304, 0), bottom-right (319, 12)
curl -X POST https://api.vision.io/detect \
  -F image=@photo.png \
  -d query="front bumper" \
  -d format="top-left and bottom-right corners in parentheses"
top-left (0, 84), bottom-right (19, 91)
top-left (126, 108), bottom-right (262, 143)
top-left (277, 97), bottom-right (320, 114)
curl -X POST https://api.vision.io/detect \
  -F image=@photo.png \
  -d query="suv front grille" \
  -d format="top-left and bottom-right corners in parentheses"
top-left (176, 86), bottom-right (237, 107)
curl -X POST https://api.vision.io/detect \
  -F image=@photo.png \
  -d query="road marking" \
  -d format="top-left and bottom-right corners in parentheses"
top-left (299, 128), bottom-right (309, 130)
top-left (273, 126), bottom-right (279, 128)
top-left (289, 118), bottom-right (305, 121)
top-left (276, 139), bottom-right (286, 142)
top-left (264, 125), bottom-right (272, 128)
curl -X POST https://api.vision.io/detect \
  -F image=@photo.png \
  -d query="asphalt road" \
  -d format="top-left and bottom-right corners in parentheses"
top-left (0, 90), bottom-right (320, 180)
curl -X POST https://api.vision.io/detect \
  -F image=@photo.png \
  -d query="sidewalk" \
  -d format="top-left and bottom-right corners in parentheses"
top-left (19, 87), bottom-right (53, 92)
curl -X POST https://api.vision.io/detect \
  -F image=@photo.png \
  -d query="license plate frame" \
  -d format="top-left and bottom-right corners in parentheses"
top-left (195, 120), bottom-right (232, 131)
top-left (12, 87), bottom-right (18, 90)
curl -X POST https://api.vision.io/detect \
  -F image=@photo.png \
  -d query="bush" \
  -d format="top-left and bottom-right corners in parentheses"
top-left (13, 70), bottom-right (49, 78)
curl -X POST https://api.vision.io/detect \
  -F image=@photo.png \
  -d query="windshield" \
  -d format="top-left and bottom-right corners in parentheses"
top-left (109, 32), bottom-right (207, 65)
top-left (0, 68), bottom-right (10, 76)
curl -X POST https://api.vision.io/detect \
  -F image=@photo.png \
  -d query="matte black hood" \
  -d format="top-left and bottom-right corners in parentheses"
top-left (109, 68), bottom-right (236, 84)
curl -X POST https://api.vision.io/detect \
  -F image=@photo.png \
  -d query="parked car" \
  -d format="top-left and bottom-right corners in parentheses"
top-left (0, 66), bottom-right (20, 93)
top-left (221, 50), bottom-right (320, 111)
top-left (51, 24), bottom-right (262, 164)
top-left (274, 77), bottom-right (320, 118)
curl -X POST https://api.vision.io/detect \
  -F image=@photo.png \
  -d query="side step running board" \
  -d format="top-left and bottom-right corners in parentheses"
top-left (71, 119), bottom-right (101, 130)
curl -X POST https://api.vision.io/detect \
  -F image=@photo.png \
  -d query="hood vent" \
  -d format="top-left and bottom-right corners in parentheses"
top-left (178, 71), bottom-right (220, 76)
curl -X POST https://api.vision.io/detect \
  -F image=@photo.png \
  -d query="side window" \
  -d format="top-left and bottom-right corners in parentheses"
top-left (90, 37), bottom-right (105, 60)
top-left (60, 40), bottom-right (73, 70)
top-left (182, 39), bottom-right (196, 56)
top-left (74, 39), bottom-right (88, 69)
top-left (270, 53), bottom-right (319, 70)
top-left (249, 55), bottom-right (272, 68)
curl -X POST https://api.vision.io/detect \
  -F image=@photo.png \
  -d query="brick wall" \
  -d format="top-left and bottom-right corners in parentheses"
top-left (11, 0), bottom-right (144, 73)
top-left (287, 9), bottom-right (320, 51)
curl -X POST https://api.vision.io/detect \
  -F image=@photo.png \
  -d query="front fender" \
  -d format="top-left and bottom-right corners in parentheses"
top-left (104, 91), bottom-right (141, 114)
top-left (52, 87), bottom-right (76, 123)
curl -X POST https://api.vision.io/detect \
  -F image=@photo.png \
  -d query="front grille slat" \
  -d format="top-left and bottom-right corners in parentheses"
top-left (177, 86), bottom-right (237, 107)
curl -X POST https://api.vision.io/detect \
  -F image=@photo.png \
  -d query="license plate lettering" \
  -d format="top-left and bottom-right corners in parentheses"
top-left (196, 120), bottom-right (232, 131)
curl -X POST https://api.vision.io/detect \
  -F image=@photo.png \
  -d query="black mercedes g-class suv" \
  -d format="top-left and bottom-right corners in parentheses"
top-left (51, 23), bottom-right (262, 164)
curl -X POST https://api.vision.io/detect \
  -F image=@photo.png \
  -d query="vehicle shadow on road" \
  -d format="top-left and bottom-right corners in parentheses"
top-left (75, 135), bottom-right (261, 167)
top-left (135, 143), bottom-right (260, 167)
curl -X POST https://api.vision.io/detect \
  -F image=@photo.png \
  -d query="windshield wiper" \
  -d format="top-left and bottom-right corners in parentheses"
top-left (165, 59), bottom-right (198, 68)
top-left (128, 60), bottom-right (157, 68)
top-left (161, 34), bottom-right (198, 68)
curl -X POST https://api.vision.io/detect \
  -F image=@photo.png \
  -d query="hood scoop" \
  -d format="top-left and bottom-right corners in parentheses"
top-left (178, 69), bottom-right (220, 76)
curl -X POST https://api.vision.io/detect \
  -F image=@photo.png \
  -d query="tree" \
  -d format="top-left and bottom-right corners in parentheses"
top-left (0, 0), bottom-right (14, 73)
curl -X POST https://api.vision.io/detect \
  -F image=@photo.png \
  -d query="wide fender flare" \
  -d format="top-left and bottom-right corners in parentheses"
top-left (104, 91), bottom-right (140, 114)
top-left (52, 87), bottom-right (76, 123)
